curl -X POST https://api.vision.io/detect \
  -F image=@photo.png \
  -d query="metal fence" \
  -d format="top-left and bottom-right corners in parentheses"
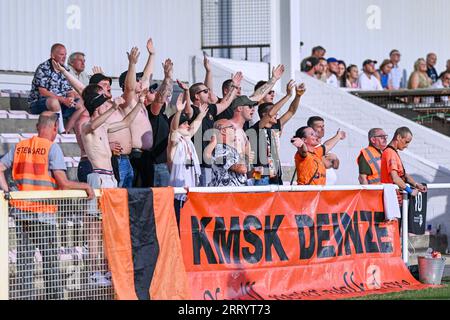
top-left (350, 89), bottom-right (450, 137)
top-left (2, 191), bottom-right (114, 300)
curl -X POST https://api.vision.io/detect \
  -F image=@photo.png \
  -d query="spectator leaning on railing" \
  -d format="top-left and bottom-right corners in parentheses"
top-left (28, 43), bottom-right (79, 133)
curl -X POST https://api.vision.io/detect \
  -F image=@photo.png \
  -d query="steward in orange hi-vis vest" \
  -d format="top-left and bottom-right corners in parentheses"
top-left (357, 146), bottom-right (382, 184)
top-left (10, 136), bottom-right (58, 213)
top-left (12, 136), bottom-right (57, 191)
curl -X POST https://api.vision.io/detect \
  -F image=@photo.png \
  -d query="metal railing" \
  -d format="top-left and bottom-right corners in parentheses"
top-left (1, 184), bottom-right (449, 300)
top-left (350, 89), bottom-right (450, 137)
top-left (202, 44), bottom-right (271, 62)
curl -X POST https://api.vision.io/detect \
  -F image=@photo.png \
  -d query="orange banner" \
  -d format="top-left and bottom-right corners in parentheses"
top-left (180, 190), bottom-right (430, 300)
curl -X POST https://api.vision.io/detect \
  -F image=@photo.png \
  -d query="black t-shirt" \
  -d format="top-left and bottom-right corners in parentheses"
top-left (191, 104), bottom-right (218, 168)
top-left (214, 100), bottom-right (250, 131)
top-left (148, 104), bottom-right (170, 164)
top-left (250, 119), bottom-right (282, 168)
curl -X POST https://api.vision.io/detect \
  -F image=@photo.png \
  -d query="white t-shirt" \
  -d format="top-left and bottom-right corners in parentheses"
top-left (358, 73), bottom-right (383, 91)
top-left (326, 74), bottom-right (339, 88)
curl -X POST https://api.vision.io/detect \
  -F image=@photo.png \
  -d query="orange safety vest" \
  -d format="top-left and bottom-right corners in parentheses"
top-left (357, 146), bottom-right (382, 184)
top-left (10, 136), bottom-right (58, 213)
top-left (295, 146), bottom-right (326, 185)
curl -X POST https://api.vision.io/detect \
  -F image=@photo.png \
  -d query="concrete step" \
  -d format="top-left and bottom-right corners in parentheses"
top-left (0, 96), bottom-right (29, 111)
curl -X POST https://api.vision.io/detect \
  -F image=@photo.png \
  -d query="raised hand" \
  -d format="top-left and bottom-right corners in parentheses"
top-left (127, 47), bottom-right (140, 65)
top-left (175, 93), bottom-right (185, 112)
top-left (92, 66), bottom-right (104, 75)
top-left (296, 83), bottom-right (306, 97)
top-left (232, 71), bottom-right (243, 87)
top-left (203, 52), bottom-right (211, 72)
top-left (176, 79), bottom-right (189, 91)
top-left (272, 64), bottom-right (285, 80)
top-left (163, 59), bottom-right (173, 78)
top-left (286, 79), bottom-right (296, 96)
top-left (337, 128), bottom-right (347, 140)
top-left (147, 38), bottom-right (155, 55)
top-left (291, 137), bottom-right (304, 149)
top-left (198, 104), bottom-right (209, 118)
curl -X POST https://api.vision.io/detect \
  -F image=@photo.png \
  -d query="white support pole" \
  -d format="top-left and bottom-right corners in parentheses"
top-left (402, 192), bottom-right (409, 265)
top-left (0, 193), bottom-right (9, 300)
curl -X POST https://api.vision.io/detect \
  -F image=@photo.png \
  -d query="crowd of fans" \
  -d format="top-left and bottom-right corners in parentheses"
top-left (0, 39), bottom-right (435, 296)
top-left (301, 46), bottom-right (450, 91)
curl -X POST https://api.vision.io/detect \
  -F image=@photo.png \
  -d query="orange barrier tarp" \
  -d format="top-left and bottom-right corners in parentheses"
top-left (180, 190), bottom-right (430, 300)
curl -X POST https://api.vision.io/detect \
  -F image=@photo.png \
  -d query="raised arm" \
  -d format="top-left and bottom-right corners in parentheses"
top-left (64, 100), bottom-right (86, 133)
top-left (323, 129), bottom-right (346, 154)
top-left (123, 47), bottom-right (140, 104)
top-left (177, 79), bottom-right (193, 120)
top-left (52, 59), bottom-right (86, 96)
top-left (83, 97), bottom-right (123, 134)
top-left (151, 59), bottom-right (174, 116)
top-left (250, 64), bottom-right (285, 102)
top-left (291, 137), bottom-right (307, 158)
top-left (279, 83), bottom-right (306, 128)
top-left (259, 80), bottom-right (295, 128)
top-left (109, 91), bottom-right (147, 133)
top-left (203, 53), bottom-right (218, 104)
top-left (141, 38), bottom-right (156, 90)
top-left (216, 72), bottom-right (243, 115)
top-left (170, 93), bottom-right (185, 132)
top-left (189, 104), bottom-right (209, 137)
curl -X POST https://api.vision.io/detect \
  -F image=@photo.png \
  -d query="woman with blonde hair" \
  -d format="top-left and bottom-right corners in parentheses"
top-left (408, 58), bottom-right (432, 89)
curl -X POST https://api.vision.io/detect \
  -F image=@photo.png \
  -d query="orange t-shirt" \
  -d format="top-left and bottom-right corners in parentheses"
top-left (295, 145), bottom-right (326, 185)
top-left (381, 147), bottom-right (405, 204)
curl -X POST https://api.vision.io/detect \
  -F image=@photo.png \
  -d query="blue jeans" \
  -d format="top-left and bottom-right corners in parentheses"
top-left (254, 176), bottom-right (270, 186)
top-left (118, 156), bottom-right (134, 188)
top-left (153, 163), bottom-right (170, 187)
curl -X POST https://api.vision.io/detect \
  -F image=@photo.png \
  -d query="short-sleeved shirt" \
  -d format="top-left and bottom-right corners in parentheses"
top-left (28, 59), bottom-right (73, 104)
top-left (295, 145), bottom-right (326, 185)
top-left (148, 104), bottom-right (170, 164)
top-left (210, 143), bottom-right (247, 187)
top-left (191, 104), bottom-right (218, 168)
top-left (381, 147), bottom-right (405, 184)
top-left (1, 142), bottom-right (67, 188)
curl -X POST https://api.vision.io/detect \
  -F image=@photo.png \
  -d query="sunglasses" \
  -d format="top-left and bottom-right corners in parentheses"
top-left (197, 88), bottom-right (210, 95)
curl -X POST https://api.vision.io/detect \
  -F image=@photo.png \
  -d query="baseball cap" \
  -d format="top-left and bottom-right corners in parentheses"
top-left (89, 73), bottom-right (112, 85)
top-left (327, 57), bottom-right (339, 64)
top-left (363, 59), bottom-right (378, 67)
top-left (118, 71), bottom-right (144, 89)
top-left (230, 96), bottom-right (258, 112)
